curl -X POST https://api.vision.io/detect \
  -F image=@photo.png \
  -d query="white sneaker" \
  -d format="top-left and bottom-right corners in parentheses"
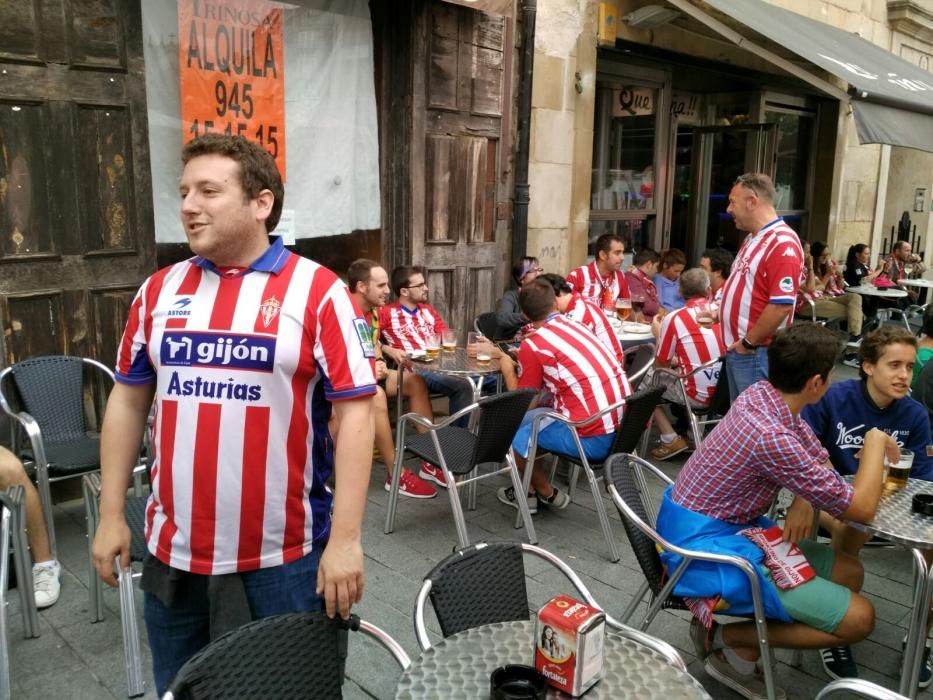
top-left (33, 560), bottom-right (61, 609)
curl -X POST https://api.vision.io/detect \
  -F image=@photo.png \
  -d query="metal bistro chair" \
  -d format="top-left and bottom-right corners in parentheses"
top-left (385, 389), bottom-right (537, 548)
top-left (0, 486), bottom-right (38, 643)
top-left (84, 471), bottom-right (148, 697)
top-left (474, 311), bottom-right (503, 341)
top-left (650, 356), bottom-right (724, 449)
top-left (0, 356), bottom-right (116, 558)
top-left (815, 678), bottom-right (909, 700)
top-left (622, 341), bottom-right (655, 392)
top-left (605, 453), bottom-right (779, 700)
top-left (520, 385), bottom-right (666, 563)
top-left (163, 612), bottom-right (410, 700)
top-left (413, 541), bottom-right (686, 670)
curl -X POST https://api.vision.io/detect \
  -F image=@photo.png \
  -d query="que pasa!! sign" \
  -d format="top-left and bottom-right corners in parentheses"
top-left (178, 0), bottom-right (286, 178)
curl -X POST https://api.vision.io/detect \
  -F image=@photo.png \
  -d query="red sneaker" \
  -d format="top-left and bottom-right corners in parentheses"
top-left (418, 462), bottom-right (448, 488)
top-left (385, 468), bottom-right (437, 499)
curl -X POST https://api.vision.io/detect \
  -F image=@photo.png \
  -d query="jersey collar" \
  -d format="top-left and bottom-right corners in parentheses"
top-left (192, 236), bottom-right (291, 277)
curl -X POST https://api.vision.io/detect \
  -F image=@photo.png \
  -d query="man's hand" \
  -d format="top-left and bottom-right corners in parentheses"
top-left (382, 345), bottom-right (407, 364)
top-left (782, 497), bottom-right (814, 543)
top-left (374, 358), bottom-right (388, 381)
top-left (467, 339), bottom-right (502, 359)
top-left (92, 515), bottom-right (131, 587)
top-left (316, 537), bottom-right (364, 619)
top-left (728, 339), bottom-right (753, 355)
top-left (865, 427), bottom-right (900, 465)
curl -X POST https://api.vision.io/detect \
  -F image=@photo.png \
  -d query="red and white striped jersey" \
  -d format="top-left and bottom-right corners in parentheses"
top-left (115, 240), bottom-right (377, 575)
top-left (656, 298), bottom-right (726, 404)
top-left (566, 261), bottom-right (631, 310)
top-left (564, 293), bottom-right (624, 364)
top-left (378, 302), bottom-right (448, 352)
top-left (719, 218), bottom-right (804, 347)
top-left (517, 315), bottom-right (632, 437)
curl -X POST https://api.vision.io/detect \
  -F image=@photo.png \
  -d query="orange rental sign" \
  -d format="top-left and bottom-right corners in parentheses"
top-left (178, 0), bottom-right (286, 179)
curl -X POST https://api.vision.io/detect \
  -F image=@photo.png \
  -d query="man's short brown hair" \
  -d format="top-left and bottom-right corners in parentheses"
top-left (858, 326), bottom-right (918, 380)
top-left (182, 134), bottom-right (284, 232)
top-left (734, 172), bottom-right (776, 204)
top-left (519, 279), bottom-right (557, 322)
top-left (347, 259), bottom-right (382, 295)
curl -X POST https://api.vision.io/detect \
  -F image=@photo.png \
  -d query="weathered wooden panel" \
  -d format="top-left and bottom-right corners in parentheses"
top-left (0, 100), bottom-right (54, 259)
top-left (450, 136), bottom-right (484, 244)
top-left (470, 45), bottom-right (503, 116)
top-left (66, 0), bottom-right (125, 69)
top-left (425, 135), bottom-right (453, 241)
top-left (428, 4), bottom-right (460, 111)
top-left (0, 0), bottom-right (41, 62)
top-left (482, 139), bottom-right (497, 243)
top-left (471, 12), bottom-right (505, 49)
top-left (466, 265), bottom-right (496, 325)
top-left (425, 267), bottom-right (454, 327)
top-left (90, 285), bottom-right (137, 368)
top-left (74, 103), bottom-right (136, 253)
top-left (2, 291), bottom-right (66, 364)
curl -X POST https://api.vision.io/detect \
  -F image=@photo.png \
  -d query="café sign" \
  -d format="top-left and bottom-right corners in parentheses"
top-left (612, 87), bottom-right (655, 117)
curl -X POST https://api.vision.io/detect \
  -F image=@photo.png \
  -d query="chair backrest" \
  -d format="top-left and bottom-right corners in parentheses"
top-left (623, 342), bottom-right (655, 391)
top-left (605, 453), bottom-right (671, 597)
top-left (9, 356), bottom-right (90, 444)
top-left (470, 390), bottom-right (536, 466)
top-left (425, 542), bottom-right (529, 638)
top-left (474, 312), bottom-right (501, 340)
top-left (166, 612), bottom-right (357, 699)
top-left (608, 384), bottom-right (666, 456)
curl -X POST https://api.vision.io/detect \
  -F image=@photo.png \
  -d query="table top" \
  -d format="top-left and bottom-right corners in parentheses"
top-left (612, 321), bottom-right (655, 343)
top-left (848, 284), bottom-right (908, 298)
top-left (900, 278), bottom-right (933, 288)
top-left (395, 620), bottom-right (710, 699)
top-left (403, 347), bottom-right (501, 376)
top-left (843, 476), bottom-right (933, 549)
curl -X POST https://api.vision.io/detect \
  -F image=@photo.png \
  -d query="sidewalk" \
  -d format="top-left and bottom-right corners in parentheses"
top-left (5, 366), bottom-right (928, 698)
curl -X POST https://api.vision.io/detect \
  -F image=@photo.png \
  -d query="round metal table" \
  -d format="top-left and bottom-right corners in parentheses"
top-left (900, 278), bottom-right (933, 290)
top-left (395, 620), bottom-right (711, 699)
top-left (847, 284), bottom-right (908, 299)
top-left (613, 321), bottom-right (655, 345)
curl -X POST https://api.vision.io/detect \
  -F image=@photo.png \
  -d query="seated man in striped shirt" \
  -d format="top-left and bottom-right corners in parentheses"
top-left (469, 279), bottom-right (631, 514)
top-left (657, 323), bottom-right (893, 700)
top-left (644, 268), bottom-right (725, 461)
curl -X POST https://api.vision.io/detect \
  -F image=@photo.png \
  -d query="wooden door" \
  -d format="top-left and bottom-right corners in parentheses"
top-left (0, 0), bottom-right (155, 369)
top-left (411, 1), bottom-right (510, 337)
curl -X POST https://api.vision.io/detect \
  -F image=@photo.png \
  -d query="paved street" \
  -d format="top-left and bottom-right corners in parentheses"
top-left (5, 363), bottom-right (931, 699)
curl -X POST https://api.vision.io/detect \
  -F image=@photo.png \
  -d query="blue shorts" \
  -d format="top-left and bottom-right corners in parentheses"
top-left (511, 408), bottom-right (615, 461)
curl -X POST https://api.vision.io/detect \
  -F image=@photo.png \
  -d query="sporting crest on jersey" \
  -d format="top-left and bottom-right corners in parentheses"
top-left (779, 276), bottom-right (795, 293)
top-left (353, 318), bottom-right (376, 358)
top-left (259, 296), bottom-right (281, 328)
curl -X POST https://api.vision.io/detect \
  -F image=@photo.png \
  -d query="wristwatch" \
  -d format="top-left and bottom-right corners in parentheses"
top-left (740, 337), bottom-right (758, 350)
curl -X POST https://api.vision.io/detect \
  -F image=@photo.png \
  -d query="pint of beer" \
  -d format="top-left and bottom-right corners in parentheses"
top-left (615, 298), bottom-right (632, 321)
top-left (884, 448), bottom-right (913, 491)
top-left (426, 334), bottom-right (441, 358)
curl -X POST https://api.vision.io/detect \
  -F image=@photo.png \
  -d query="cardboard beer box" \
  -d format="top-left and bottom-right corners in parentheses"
top-left (534, 595), bottom-right (605, 696)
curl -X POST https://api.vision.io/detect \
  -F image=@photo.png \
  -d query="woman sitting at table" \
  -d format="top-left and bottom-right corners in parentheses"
top-left (496, 256), bottom-right (543, 339)
top-left (801, 241), bottom-right (864, 344)
top-left (653, 248), bottom-right (686, 311)
top-left (843, 243), bottom-right (882, 288)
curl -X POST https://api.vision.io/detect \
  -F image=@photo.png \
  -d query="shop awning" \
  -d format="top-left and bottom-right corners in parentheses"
top-left (667, 0), bottom-right (933, 152)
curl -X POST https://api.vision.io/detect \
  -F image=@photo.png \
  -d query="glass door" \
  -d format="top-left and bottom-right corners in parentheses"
top-left (676, 124), bottom-right (777, 263)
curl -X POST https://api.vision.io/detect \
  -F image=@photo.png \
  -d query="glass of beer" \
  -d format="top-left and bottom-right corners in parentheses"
top-left (425, 334), bottom-right (441, 358)
top-left (476, 350), bottom-right (491, 365)
top-left (884, 448), bottom-right (914, 491)
top-left (615, 297), bottom-right (632, 322)
top-left (442, 329), bottom-right (457, 352)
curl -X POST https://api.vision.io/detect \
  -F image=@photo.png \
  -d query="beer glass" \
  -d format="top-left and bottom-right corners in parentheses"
top-left (425, 333), bottom-right (441, 358)
top-left (615, 298), bottom-right (632, 322)
top-left (442, 329), bottom-right (457, 353)
top-left (884, 448), bottom-right (913, 491)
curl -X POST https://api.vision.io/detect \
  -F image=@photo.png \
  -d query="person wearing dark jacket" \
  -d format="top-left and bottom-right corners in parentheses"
top-left (496, 256), bottom-right (542, 338)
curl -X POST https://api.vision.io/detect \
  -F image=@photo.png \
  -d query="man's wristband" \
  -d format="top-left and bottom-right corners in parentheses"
top-left (740, 337), bottom-right (759, 350)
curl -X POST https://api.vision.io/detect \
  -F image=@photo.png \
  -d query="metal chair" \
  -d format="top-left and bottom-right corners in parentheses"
top-left (413, 541), bottom-right (686, 670)
top-left (652, 356), bottom-right (724, 448)
top-left (523, 385), bottom-right (666, 562)
top-left (83, 472), bottom-right (147, 697)
top-left (162, 612), bottom-right (410, 700)
top-left (605, 452), bottom-right (778, 700)
top-left (0, 356), bottom-right (115, 558)
top-left (474, 311), bottom-right (502, 340)
top-left (0, 486), bottom-right (38, 643)
top-left (622, 341), bottom-right (655, 391)
top-left (814, 678), bottom-right (908, 699)
top-left (385, 390), bottom-right (537, 548)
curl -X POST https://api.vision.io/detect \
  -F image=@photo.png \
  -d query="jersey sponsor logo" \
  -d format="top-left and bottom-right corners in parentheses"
top-left (259, 296), bottom-right (281, 328)
top-left (160, 331), bottom-right (276, 371)
top-left (834, 422), bottom-right (907, 450)
top-left (352, 317), bottom-right (375, 358)
top-left (782, 247), bottom-right (797, 257)
top-left (168, 298), bottom-right (193, 318)
top-left (166, 370), bottom-right (263, 402)
top-left (778, 276), bottom-right (795, 293)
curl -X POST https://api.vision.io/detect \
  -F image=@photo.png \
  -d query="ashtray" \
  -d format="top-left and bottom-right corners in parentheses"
top-left (490, 664), bottom-right (547, 700)
top-left (913, 494), bottom-right (933, 516)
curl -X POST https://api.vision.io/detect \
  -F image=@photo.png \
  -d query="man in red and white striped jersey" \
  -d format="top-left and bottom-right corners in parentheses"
top-left (378, 265), bottom-right (489, 442)
top-left (566, 233), bottom-right (631, 311)
top-left (644, 268), bottom-right (726, 460)
top-left (720, 173), bottom-right (804, 401)
top-left (700, 247), bottom-right (733, 306)
top-left (91, 135), bottom-right (376, 696)
top-left (471, 280), bottom-right (632, 514)
top-left (540, 273), bottom-right (624, 365)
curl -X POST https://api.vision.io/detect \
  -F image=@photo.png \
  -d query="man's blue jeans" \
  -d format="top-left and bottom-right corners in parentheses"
top-left (725, 346), bottom-right (769, 402)
top-left (421, 371), bottom-right (497, 427)
top-left (144, 547), bottom-right (324, 696)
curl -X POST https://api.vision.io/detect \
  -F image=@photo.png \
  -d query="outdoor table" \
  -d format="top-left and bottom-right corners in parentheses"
top-left (395, 619), bottom-right (710, 699)
top-left (841, 476), bottom-right (933, 697)
top-left (900, 278), bottom-right (933, 305)
top-left (847, 284), bottom-right (908, 300)
top-left (613, 321), bottom-right (655, 346)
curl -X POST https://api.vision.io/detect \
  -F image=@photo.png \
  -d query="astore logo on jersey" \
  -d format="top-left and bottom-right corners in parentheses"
top-left (168, 298), bottom-right (193, 317)
top-left (160, 331), bottom-right (276, 371)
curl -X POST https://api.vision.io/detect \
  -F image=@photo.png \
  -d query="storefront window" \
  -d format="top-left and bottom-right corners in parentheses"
top-left (765, 109), bottom-right (814, 214)
top-left (591, 86), bottom-right (657, 211)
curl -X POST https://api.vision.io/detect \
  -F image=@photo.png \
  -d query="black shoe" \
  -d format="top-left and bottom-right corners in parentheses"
top-left (820, 646), bottom-right (859, 680)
